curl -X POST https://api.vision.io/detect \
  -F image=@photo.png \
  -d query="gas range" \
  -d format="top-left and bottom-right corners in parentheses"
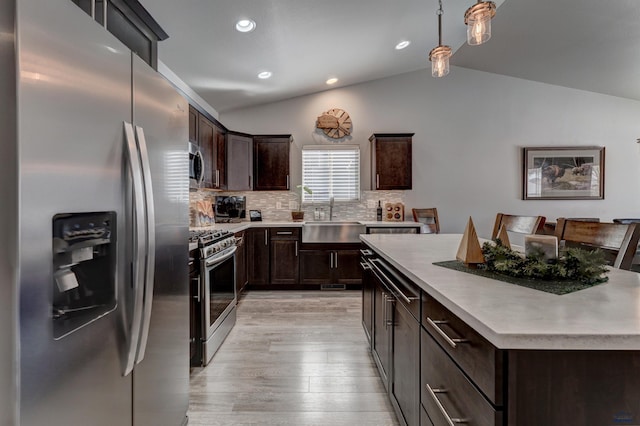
top-left (189, 229), bottom-right (236, 259)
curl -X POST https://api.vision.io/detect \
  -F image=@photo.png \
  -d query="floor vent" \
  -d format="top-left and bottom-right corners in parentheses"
top-left (321, 284), bottom-right (346, 291)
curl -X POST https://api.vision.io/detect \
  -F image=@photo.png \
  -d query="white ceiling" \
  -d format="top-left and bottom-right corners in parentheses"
top-left (143, 0), bottom-right (640, 113)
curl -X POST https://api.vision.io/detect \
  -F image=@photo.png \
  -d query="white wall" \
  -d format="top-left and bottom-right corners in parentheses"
top-left (220, 67), bottom-right (640, 238)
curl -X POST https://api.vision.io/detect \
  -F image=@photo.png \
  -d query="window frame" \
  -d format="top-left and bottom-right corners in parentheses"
top-left (301, 145), bottom-right (361, 204)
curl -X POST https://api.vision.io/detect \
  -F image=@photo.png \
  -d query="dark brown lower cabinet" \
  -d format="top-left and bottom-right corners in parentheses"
top-left (361, 261), bottom-right (374, 344)
top-left (234, 230), bottom-right (247, 295)
top-left (372, 277), bottom-right (392, 390)
top-left (269, 228), bottom-right (300, 285)
top-left (299, 248), bottom-right (362, 287)
top-left (188, 251), bottom-right (200, 366)
top-left (391, 300), bottom-right (420, 426)
top-left (246, 228), bottom-right (269, 285)
top-left (422, 329), bottom-right (501, 426)
top-left (364, 248), bottom-right (640, 426)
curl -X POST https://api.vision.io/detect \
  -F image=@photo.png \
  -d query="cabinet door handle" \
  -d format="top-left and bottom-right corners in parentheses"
top-left (286, 175), bottom-right (290, 190)
top-left (369, 258), bottom-right (418, 305)
top-left (382, 293), bottom-right (387, 329)
top-left (385, 296), bottom-right (394, 327)
top-left (215, 169), bottom-right (220, 187)
top-left (249, 175), bottom-right (252, 189)
top-left (295, 241), bottom-right (298, 257)
top-left (360, 261), bottom-right (372, 270)
top-left (376, 174), bottom-right (380, 189)
top-left (330, 252), bottom-right (334, 268)
top-left (426, 318), bottom-right (470, 349)
top-left (264, 229), bottom-right (268, 246)
top-left (426, 384), bottom-right (470, 425)
top-left (334, 252), bottom-right (338, 268)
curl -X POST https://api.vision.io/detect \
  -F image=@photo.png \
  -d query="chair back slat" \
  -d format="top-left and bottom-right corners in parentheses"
top-left (412, 208), bottom-right (440, 234)
top-left (491, 213), bottom-right (546, 239)
top-left (555, 218), bottom-right (640, 270)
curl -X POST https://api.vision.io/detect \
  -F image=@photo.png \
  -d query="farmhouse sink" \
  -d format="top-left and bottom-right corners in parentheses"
top-left (302, 221), bottom-right (366, 243)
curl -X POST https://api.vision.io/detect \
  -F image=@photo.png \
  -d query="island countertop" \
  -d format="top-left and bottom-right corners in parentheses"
top-left (360, 233), bottom-right (640, 350)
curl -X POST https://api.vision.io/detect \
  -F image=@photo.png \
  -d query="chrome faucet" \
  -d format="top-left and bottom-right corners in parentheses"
top-left (329, 196), bottom-right (334, 221)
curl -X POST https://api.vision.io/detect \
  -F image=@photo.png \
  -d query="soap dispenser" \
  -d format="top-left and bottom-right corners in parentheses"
top-left (376, 201), bottom-right (383, 221)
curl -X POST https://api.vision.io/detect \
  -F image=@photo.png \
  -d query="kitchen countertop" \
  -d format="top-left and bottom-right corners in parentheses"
top-left (191, 220), bottom-right (421, 234)
top-left (360, 233), bottom-right (640, 351)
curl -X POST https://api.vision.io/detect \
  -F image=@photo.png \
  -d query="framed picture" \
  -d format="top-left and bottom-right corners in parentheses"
top-left (522, 146), bottom-right (605, 200)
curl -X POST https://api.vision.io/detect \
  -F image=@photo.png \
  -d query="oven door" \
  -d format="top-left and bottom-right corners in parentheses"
top-left (201, 246), bottom-right (237, 361)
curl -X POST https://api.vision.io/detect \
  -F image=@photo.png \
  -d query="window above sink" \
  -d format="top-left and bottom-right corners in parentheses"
top-left (302, 145), bottom-right (360, 203)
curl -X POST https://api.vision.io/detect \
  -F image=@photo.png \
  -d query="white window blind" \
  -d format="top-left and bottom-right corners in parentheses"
top-left (302, 145), bottom-right (360, 202)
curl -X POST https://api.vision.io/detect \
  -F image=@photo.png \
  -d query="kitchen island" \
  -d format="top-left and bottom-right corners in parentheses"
top-left (360, 233), bottom-right (640, 426)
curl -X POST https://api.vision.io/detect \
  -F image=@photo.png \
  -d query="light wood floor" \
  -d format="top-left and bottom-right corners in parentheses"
top-left (188, 290), bottom-right (399, 425)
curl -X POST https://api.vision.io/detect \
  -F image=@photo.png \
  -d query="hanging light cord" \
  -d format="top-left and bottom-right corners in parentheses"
top-left (437, 0), bottom-right (444, 46)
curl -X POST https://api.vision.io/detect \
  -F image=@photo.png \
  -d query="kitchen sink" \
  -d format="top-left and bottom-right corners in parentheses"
top-left (302, 221), bottom-right (366, 243)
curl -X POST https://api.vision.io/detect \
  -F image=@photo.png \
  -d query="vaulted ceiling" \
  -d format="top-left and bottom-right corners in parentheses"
top-left (143, 0), bottom-right (640, 113)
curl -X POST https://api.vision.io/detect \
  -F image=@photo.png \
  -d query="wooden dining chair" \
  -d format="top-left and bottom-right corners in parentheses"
top-left (554, 218), bottom-right (640, 270)
top-left (491, 213), bottom-right (546, 240)
top-left (412, 208), bottom-right (440, 234)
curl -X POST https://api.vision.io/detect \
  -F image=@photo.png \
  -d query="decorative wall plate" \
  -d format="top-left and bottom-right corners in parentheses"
top-left (316, 108), bottom-right (352, 139)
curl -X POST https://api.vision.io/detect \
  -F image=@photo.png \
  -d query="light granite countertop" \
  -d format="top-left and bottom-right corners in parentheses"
top-left (191, 220), bottom-right (421, 234)
top-left (360, 233), bottom-right (640, 351)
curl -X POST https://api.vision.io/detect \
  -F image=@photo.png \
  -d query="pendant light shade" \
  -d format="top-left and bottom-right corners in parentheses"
top-left (429, 0), bottom-right (452, 78)
top-left (429, 45), bottom-right (452, 78)
top-left (464, 1), bottom-right (496, 45)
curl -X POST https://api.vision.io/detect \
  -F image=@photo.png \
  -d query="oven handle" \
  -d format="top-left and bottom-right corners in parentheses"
top-left (204, 246), bottom-right (237, 268)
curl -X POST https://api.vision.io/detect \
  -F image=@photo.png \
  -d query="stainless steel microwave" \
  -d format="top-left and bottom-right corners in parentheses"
top-left (189, 142), bottom-right (204, 189)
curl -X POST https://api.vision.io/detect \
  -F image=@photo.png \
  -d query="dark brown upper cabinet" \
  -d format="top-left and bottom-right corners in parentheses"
top-left (370, 133), bottom-right (413, 190)
top-left (198, 114), bottom-right (215, 188)
top-left (196, 109), bottom-right (226, 189)
top-left (253, 135), bottom-right (291, 191)
top-left (188, 105), bottom-right (198, 143)
top-left (227, 131), bottom-right (253, 191)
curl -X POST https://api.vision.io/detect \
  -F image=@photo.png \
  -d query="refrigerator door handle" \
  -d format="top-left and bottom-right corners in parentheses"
top-left (123, 121), bottom-right (146, 376)
top-left (134, 125), bottom-right (156, 363)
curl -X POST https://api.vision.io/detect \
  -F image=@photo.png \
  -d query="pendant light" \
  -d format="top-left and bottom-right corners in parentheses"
top-left (428, 0), bottom-right (452, 78)
top-left (464, 0), bottom-right (496, 46)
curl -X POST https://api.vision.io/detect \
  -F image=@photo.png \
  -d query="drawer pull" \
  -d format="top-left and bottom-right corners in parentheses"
top-left (426, 384), bottom-right (469, 425)
top-left (369, 258), bottom-right (418, 304)
top-left (360, 261), bottom-right (372, 270)
top-left (426, 318), bottom-right (470, 349)
top-left (360, 249), bottom-right (373, 256)
top-left (276, 231), bottom-right (293, 235)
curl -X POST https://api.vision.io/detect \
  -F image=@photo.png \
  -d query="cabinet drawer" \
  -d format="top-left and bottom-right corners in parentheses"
top-left (422, 330), bottom-right (502, 426)
top-left (269, 227), bottom-right (300, 240)
top-left (422, 294), bottom-right (503, 405)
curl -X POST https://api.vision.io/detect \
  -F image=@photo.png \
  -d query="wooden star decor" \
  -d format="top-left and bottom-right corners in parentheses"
top-left (316, 108), bottom-right (352, 139)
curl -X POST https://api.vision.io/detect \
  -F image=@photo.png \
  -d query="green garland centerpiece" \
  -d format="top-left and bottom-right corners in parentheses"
top-left (481, 239), bottom-right (609, 285)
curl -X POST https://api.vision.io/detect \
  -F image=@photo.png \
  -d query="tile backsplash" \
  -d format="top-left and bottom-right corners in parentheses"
top-left (189, 190), bottom-right (406, 226)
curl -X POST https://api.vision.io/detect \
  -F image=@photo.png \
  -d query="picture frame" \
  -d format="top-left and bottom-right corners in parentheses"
top-left (522, 146), bottom-right (605, 200)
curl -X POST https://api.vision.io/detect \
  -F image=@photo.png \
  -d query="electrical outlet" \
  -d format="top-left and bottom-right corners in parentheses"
top-left (367, 200), bottom-right (376, 209)
top-left (276, 202), bottom-right (282, 209)
top-left (289, 201), bottom-right (298, 210)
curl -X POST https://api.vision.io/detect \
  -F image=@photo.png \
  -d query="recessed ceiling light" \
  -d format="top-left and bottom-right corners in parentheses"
top-left (395, 40), bottom-right (411, 50)
top-left (236, 19), bottom-right (256, 33)
top-left (257, 71), bottom-right (272, 79)
top-left (326, 78), bottom-right (339, 85)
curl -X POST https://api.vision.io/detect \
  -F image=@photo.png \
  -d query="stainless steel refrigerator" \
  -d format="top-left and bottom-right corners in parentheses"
top-left (1, 0), bottom-right (190, 424)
